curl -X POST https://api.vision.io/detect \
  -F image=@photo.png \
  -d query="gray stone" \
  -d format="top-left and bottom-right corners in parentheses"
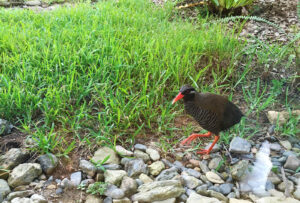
top-left (293, 186), bottom-right (300, 200)
top-left (199, 160), bottom-right (210, 173)
top-left (92, 147), bottom-right (120, 165)
top-left (79, 160), bottom-right (96, 177)
top-left (206, 171), bottom-right (224, 184)
top-left (270, 143), bottom-right (281, 151)
top-left (80, 179), bottom-right (94, 187)
top-left (112, 197), bottom-right (131, 203)
top-left (103, 196), bottom-right (112, 203)
top-left (0, 179), bottom-right (10, 199)
top-left (278, 180), bottom-right (294, 193)
top-left (104, 184), bottom-right (125, 199)
top-left (208, 190), bottom-right (228, 202)
top-left (187, 192), bottom-right (221, 203)
top-left (24, 0), bottom-right (41, 6)
top-left (86, 194), bottom-right (103, 203)
top-left (149, 161), bottom-right (165, 176)
top-left (134, 144), bottom-right (147, 151)
top-left (11, 197), bottom-right (31, 203)
top-left (70, 171), bottom-right (82, 186)
top-left (161, 159), bottom-right (173, 168)
top-left (146, 148), bottom-right (160, 161)
top-left (125, 159), bottom-right (148, 178)
top-left (227, 192), bottom-right (236, 198)
top-left (134, 150), bottom-right (150, 162)
top-left (205, 143), bottom-right (220, 153)
top-left (196, 184), bottom-right (209, 195)
top-left (181, 173), bottom-right (202, 189)
top-left (284, 155), bottom-right (300, 171)
top-left (55, 187), bottom-right (63, 195)
top-left (115, 145), bottom-right (133, 157)
top-left (209, 157), bottom-right (223, 170)
top-left (131, 180), bottom-right (184, 202)
top-left (7, 190), bottom-right (34, 201)
top-left (208, 185), bottom-right (220, 193)
top-left (139, 174), bottom-right (153, 183)
top-left (135, 178), bottom-right (143, 186)
top-left (152, 198), bottom-right (176, 203)
top-left (283, 151), bottom-right (297, 157)
top-left (280, 140), bottom-right (292, 150)
top-left (173, 161), bottom-right (185, 172)
top-left (178, 193), bottom-right (188, 202)
top-left (0, 119), bottom-right (13, 136)
top-left (120, 158), bottom-right (132, 166)
top-left (219, 183), bottom-right (233, 195)
top-left (185, 168), bottom-right (201, 178)
top-left (37, 153), bottom-right (58, 175)
top-left (231, 160), bottom-right (249, 181)
top-left (102, 164), bottom-right (122, 170)
top-left (229, 137), bottom-right (251, 154)
top-left (0, 148), bottom-right (30, 170)
top-left (266, 180), bottom-right (275, 191)
top-left (30, 194), bottom-right (47, 203)
top-left (104, 170), bottom-right (126, 186)
top-left (120, 176), bottom-right (137, 196)
top-left (8, 163), bottom-right (42, 188)
top-left (155, 167), bottom-right (179, 181)
top-left (61, 178), bottom-right (76, 189)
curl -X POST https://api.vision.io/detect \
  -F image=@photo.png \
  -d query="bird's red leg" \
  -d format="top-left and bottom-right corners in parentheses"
top-left (197, 135), bottom-right (219, 155)
top-left (181, 132), bottom-right (212, 145)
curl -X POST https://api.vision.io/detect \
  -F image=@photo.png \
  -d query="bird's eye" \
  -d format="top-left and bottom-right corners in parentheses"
top-left (185, 90), bottom-right (190, 94)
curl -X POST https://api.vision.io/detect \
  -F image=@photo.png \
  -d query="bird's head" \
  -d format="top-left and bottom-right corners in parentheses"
top-left (172, 85), bottom-right (196, 104)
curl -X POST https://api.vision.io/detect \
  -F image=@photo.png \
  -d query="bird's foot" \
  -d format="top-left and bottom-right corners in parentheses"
top-left (181, 132), bottom-right (212, 145)
top-left (196, 149), bottom-right (210, 155)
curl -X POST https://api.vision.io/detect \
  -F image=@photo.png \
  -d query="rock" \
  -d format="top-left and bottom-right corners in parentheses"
top-left (134, 144), bottom-right (147, 151)
top-left (115, 146), bottom-right (133, 157)
top-left (120, 176), bottom-right (137, 196)
top-left (189, 159), bottom-right (200, 167)
top-left (199, 160), bottom-right (210, 173)
top-left (209, 157), bottom-right (223, 170)
top-left (125, 159), bottom-right (148, 178)
top-left (104, 197), bottom-right (112, 203)
top-left (294, 187), bottom-right (300, 200)
top-left (92, 147), bottom-right (120, 165)
top-left (146, 148), bottom-right (160, 161)
top-left (131, 180), bottom-right (184, 202)
top-left (0, 148), bottom-right (30, 170)
top-left (206, 172), bottom-right (224, 184)
top-left (205, 143), bottom-right (220, 153)
top-left (56, 187), bottom-right (63, 195)
top-left (219, 183), bottom-right (233, 195)
top-left (181, 173), bottom-right (202, 189)
top-left (278, 180), bottom-right (294, 193)
top-left (208, 190), bottom-right (228, 202)
top-left (24, 0), bottom-right (41, 6)
top-left (231, 160), bottom-right (249, 181)
top-left (121, 158), bottom-right (132, 166)
top-left (86, 194), bottom-right (103, 203)
top-left (280, 140), bottom-right (292, 150)
top-left (37, 153), bottom-right (58, 175)
top-left (229, 199), bottom-right (252, 203)
top-left (0, 119), bottom-right (13, 136)
top-left (79, 160), bottom-right (96, 177)
top-left (270, 143), bottom-right (281, 151)
top-left (284, 156), bottom-right (300, 171)
top-left (134, 150), bottom-right (150, 162)
top-left (11, 197), bottom-right (31, 203)
top-left (139, 174), bottom-right (153, 183)
top-left (187, 192), bottom-right (221, 203)
top-left (30, 194), bottom-right (47, 203)
top-left (149, 161), bottom-right (165, 176)
top-left (8, 163), bottom-right (42, 188)
top-left (155, 167), bottom-right (179, 181)
top-left (256, 196), bottom-right (300, 203)
top-left (47, 184), bottom-right (56, 189)
top-left (268, 171), bottom-right (281, 185)
top-left (104, 170), bottom-right (126, 186)
top-left (196, 184), bottom-right (208, 195)
top-left (208, 185), bottom-right (220, 193)
top-left (70, 171), bottom-right (82, 186)
top-left (267, 110), bottom-right (300, 126)
top-left (173, 161), bottom-right (185, 172)
top-left (266, 180), bottom-right (275, 191)
top-left (104, 184), bottom-right (125, 199)
top-left (229, 137), bottom-right (251, 154)
top-left (135, 179), bottom-right (143, 186)
top-left (103, 164), bottom-right (122, 170)
top-left (7, 190), bottom-right (34, 201)
top-left (113, 197), bottom-right (131, 203)
top-left (0, 179), bottom-right (10, 199)
top-left (161, 159), bottom-right (173, 168)
top-left (185, 168), bottom-right (201, 178)
top-left (152, 198), bottom-right (176, 203)
top-left (178, 193), bottom-right (188, 202)
top-left (61, 178), bottom-right (76, 189)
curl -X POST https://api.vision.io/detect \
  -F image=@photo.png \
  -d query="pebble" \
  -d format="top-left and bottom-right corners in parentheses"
top-left (92, 147), bottom-right (120, 165)
top-left (134, 144), bottom-right (147, 151)
top-left (149, 161), bottom-right (165, 176)
top-left (125, 159), bottom-right (148, 178)
top-left (209, 157), bottom-right (223, 170)
top-left (134, 150), bottom-right (150, 162)
top-left (284, 155), bottom-right (300, 171)
top-left (146, 148), bottom-right (160, 161)
top-left (229, 137), bottom-right (251, 154)
top-left (219, 183), bottom-right (233, 195)
top-left (206, 171), bottom-right (224, 184)
top-left (185, 168), bottom-right (201, 178)
top-left (208, 185), bottom-right (221, 193)
top-left (173, 161), bottom-right (185, 172)
top-left (79, 160), bottom-right (96, 177)
top-left (277, 180), bottom-right (294, 192)
top-left (231, 160), bottom-right (249, 181)
top-left (104, 197), bottom-right (113, 203)
top-left (102, 164), bottom-right (122, 170)
top-left (199, 160), bottom-right (210, 173)
top-left (120, 176), bottom-right (137, 196)
top-left (6, 190), bottom-right (34, 201)
top-left (270, 143), bottom-right (281, 151)
top-left (155, 167), bottom-right (179, 181)
top-left (70, 171), bottom-right (82, 186)
top-left (181, 173), bottom-right (202, 189)
top-left (55, 187), bottom-right (63, 195)
top-left (139, 174), bottom-right (153, 183)
top-left (196, 184), bottom-right (209, 195)
top-left (280, 140), bottom-right (292, 150)
top-left (205, 143), bottom-right (220, 153)
top-left (189, 159), bottom-right (200, 167)
top-left (104, 184), bottom-right (125, 199)
top-left (104, 170), bottom-right (127, 186)
top-left (115, 145), bottom-right (133, 156)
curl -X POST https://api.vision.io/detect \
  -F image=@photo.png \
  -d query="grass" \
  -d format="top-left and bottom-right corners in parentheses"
top-left (0, 0), bottom-right (297, 154)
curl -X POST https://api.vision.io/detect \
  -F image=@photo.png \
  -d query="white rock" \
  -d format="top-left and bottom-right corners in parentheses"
top-left (206, 172), bottom-right (224, 184)
top-left (146, 148), bottom-right (160, 161)
top-left (187, 192), bottom-right (221, 203)
top-left (115, 145), bottom-right (133, 156)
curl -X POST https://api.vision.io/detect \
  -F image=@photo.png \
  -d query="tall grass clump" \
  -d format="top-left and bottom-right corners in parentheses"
top-left (0, 0), bottom-right (244, 152)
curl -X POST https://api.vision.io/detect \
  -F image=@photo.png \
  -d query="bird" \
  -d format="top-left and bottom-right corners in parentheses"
top-left (172, 85), bottom-right (244, 155)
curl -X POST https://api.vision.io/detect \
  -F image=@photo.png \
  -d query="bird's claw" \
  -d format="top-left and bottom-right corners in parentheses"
top-left (181, 134), bottom-right (197, 145)
top-left (197, 149), bottom-right (210, 155)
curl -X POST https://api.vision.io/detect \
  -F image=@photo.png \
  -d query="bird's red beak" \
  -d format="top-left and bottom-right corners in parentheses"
top-left (172, 92), bottom-right (184, 104)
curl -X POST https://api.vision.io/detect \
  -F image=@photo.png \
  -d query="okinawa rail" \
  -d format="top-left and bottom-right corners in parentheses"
top-left (172, 85), bottom-right (244, 155)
